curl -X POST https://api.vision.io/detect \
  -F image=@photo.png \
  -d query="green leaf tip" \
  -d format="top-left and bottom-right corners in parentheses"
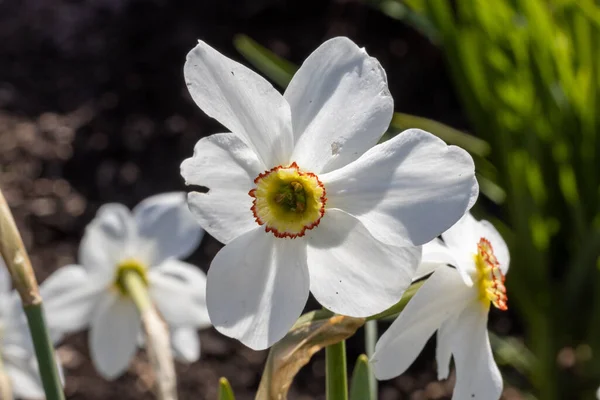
top-left (350, 354), bottom-right (372, 400)
top-left (218, 377), bottom-right (235, 400)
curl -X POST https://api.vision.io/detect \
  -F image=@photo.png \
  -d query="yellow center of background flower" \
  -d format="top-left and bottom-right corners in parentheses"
top-left (249, 162), bottom-right (326, 238)
top-left (473, 238), bottom-right (508, 310)
top-left (114, 258), bottom-right (148, 296)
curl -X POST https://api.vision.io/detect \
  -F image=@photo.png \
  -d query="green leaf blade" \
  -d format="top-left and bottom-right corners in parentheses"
top-left (350, 354), bottom-right (373, 400)
top-left (233, 35), bottom-right (297, 89)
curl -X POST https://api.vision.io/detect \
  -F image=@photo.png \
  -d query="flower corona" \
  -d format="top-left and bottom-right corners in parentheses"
top-left (114, 258), bottom-right (149, 296)
top-left (249, 162), bottom-right (326, 238)
top-left (474, 237), bottom-right (508, 310)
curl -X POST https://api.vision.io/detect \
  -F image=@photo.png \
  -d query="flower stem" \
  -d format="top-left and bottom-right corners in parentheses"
top-left (121, 269), bottom-right (153, 312)
top-left (325, 340), bottom-right (348, 400)
top-left (364, 321), bottom-right (378, 399)
top-left (121, 270), bottom-right (177, 400)
top-left (0, 190), bottom-right (64, 400)
top-left (24, 304), bottom-right (64, 400)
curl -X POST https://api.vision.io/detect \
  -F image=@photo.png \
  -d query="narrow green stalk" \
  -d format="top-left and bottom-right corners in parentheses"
top-left (0, 189), bottom-right (64, 400)
top-left (121, 270), bottom-right (152, 312)
top-left (366, 280), bottom-right (424, 321)
top-left (364, 321), bottom-right (378, 400)
top-left (390, 112), bottom-right (491, 157)
top-left (121, 269), bottom-right (177, 400)
top-left (23, 305), bottom-right (64, 400)
top-left (233, 34), bottom-right (298, 89)
top-left (326, 340), bottom-right (348, 400)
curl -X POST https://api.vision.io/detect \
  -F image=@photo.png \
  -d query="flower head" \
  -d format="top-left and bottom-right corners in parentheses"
top-left (0, 260), bottom-right (60, 398)
top-left (371, 213), bottom-right (509, 400)
top-left (181, 37), bottom-right (479, 350)
top-left (41, 193), bottom-right (210, 379)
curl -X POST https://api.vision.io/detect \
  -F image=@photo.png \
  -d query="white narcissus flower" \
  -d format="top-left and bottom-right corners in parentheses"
top-left (181, 36), bottom-right (479, 350)
top-left (41, 192), bottom-right (210, 380)
top-left (0, 261), bottom-right (53, 399)
top-left (371, 213), bottom-right (509, 400)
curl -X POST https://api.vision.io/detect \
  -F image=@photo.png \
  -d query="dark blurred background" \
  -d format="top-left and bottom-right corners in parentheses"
top-left (0, 0), bottom-right (494, 398)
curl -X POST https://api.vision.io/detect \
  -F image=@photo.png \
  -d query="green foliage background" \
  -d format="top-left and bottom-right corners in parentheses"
top-left (393, 1), bottom-right (600, 398)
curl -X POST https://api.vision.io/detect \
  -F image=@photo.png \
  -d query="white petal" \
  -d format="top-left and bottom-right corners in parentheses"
top-left (1, 293), bottom-right (31, 350)
top-left (479, 220), bottom-right (510, 274)
top-left (133, 192), bottom-right (204, 264)
top-left (171, 327), bottom-right (200, 363)
top-left (90, 293), bottom-right (141, 380)
top-left (442, 214), bottom-right (510, 281)
top-left (439, 212), bottom-right (480, 283)
top-left (148, 260), bottom-right (210, 328)
top-left (4, 345), bottom-right (65, 397)
top-left (0, 256), bottom-right (11, 295)
top-left (436, 317), bottom-right (458, 380)
top-left (441, 212), bottom-right (479, 254)
top-left (41, 265), bottom-right (104, 334)
top-left (422, 238), bottom-right (455, 265)
top-left (184, 41), bottom-right (293, 167)
top-left (79, 203), bottom-right (137, 281)
top-left (451, 305), bottom-right (503, 400)
top-left (285, 37), bottom-right (393, 173)
top-left (414, 238), bottom-right (456, 281)
top-left (371, 266), bottom-right (472, 380)
top-left (306, 209), bottom-right (420, 317)
top-left (4, 353), bottom-right (45, 399)
top-left (322, 129), bottom-right (478, 247)
top-left (181, 133), bottom-right (263, 244)
top-left (206, 227), bottom-right (310, 350)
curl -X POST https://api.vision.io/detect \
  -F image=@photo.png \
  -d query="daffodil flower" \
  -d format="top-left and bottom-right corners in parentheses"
top-left (181, 37), bottom-right (479, 350)
top-left (0, 262), bottom-right (54, 399)
top-left (41, 193), bottom-right (210, 380)
top-left (371, 213), bottom-right (509, 399)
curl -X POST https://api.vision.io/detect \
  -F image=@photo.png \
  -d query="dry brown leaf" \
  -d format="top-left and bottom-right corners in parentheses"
top-left (255, 311), bottom-right (365, 400)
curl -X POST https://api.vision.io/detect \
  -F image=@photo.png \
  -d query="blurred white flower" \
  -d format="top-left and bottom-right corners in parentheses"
top-left (181, 36), bottom-right (479, 350)
top-left (0, 261), bottom-right (54, 399)
top-left (41, 192), bottom-right (210, 380)
top-left (371, 213), bottom-right (509, 400)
